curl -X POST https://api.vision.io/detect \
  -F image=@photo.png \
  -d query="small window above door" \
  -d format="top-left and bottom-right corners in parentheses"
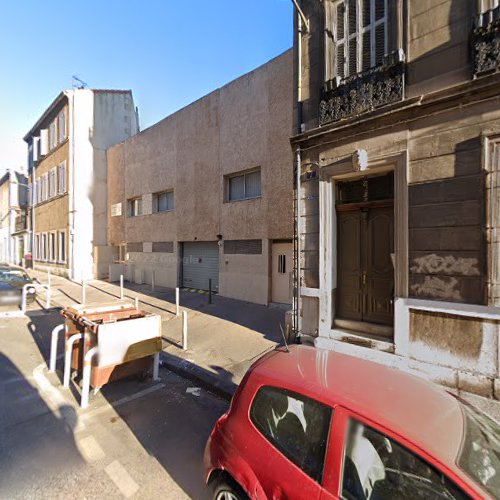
top-left (336, 172), bottom-right (394, 205)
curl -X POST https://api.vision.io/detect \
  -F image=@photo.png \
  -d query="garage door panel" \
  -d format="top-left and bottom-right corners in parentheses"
top-left (182, 242), bottom-right (219, 291)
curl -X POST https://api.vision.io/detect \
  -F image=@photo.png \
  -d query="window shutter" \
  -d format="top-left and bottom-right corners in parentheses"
top-left (349, 38), bottom-right (358, 76)
top-left (362, 32), bottom-right (371, 70)
top-left (336, 2), bottom-right (345, 39)
top-left (348, 0), bottom-right (357, 34)
top-left (362, 0), bottom-right (371, 27)
top-left (40, 129), bottom-right (49, 156)
top-left (375, 0), bottom-right (385, 20)
top-left (375, 23), bottom-right (385, 65)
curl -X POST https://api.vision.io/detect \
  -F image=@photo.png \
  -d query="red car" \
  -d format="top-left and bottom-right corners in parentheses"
top-left (204, 345), bottom-right (500, 499)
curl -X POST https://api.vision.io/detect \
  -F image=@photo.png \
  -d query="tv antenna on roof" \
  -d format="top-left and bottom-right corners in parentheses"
top-left (72, 75), bottom-right (88, 89)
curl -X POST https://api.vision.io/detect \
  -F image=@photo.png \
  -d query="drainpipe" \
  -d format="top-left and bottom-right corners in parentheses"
top-left (294, 146), bottom-right (302, 339)
top-left (68, 91), bottom-right (76, 281)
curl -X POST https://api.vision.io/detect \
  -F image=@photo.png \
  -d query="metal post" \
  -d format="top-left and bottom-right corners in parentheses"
top-left (182, 310), bottom-right (188, 351)
top-left (151, 270), bottom-right (155, 292)
top-left (135, 296), bottom-right (139, 310)
top-left (49, 324), bottom-right (65, 372)
top-left (208, 278), bottom-right (212, 305)
top-left (64, 333), bottom-right (84, 388)
top-left (81, 346), bottom-right (98, 409)
top-left (47, 269), bottom-right (51, 289)
top-left (176, 287), bottom-right (180, 316)
top-left (81, 280), bottom-right (86, 305)
top-left (21, 285), bottom-right (27, 314)
top-left (120, 274), bottom-right (124, 300)
top-left (45, 284), bottom-right (51, 309)
top-left (152, 352), bottom-right (160, 381)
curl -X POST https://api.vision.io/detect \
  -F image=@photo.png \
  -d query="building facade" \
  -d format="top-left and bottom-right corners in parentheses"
top-left (107, 51), bottom-right (294, 305)
top-left (293, 0), bottom-right (500, 396)
top-left (24, 89), bottom-right (139, 281)
top-left (0, 169), bottom-right (29, 266)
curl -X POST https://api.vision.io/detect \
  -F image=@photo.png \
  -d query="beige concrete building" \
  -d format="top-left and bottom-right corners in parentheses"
top-left (107, 51), bottom-right (294, 305)
top-left (293, 0), bottom-right (500, 396)
top-left (0, 169), bottom-right (29, 266)
top-left (24, 89), bottom-right (139, 280)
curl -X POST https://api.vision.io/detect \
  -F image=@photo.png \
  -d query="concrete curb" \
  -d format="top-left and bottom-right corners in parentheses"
top-left (159, 351), bottom-right (236, 401)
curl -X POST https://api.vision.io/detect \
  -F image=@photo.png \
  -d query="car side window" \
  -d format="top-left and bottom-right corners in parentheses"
top-left (341, 419), bottom-right (469, 500)
top-left (250, 386), bottom-right (332, 483)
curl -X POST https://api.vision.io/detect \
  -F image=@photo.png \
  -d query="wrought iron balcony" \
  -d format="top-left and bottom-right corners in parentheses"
top-left (472, 7), bottom-right (500, 76)
top-left (319, 59), bottom-right (405, 126)
top-left (14, 214), bottom-right (27, 233)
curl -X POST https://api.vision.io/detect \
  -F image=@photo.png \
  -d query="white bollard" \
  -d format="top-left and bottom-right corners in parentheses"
top-left (135, 296), bottom-right (139, 310)
top-left (81, 280), bottom-right (86, 305)
top-left (81, 346), bottom-right (98, 409)
top-left (151, 270), bottom-right (155, 292)
top-left (45, 284), bottom-right (51, 309)
top-left (120, 274), bottom-right (124, 300)
top-left (47, 269), bottom-right (51, 289)
top-left (176, 287), bottom-right (180, 316)
top-left (64, 333), bottom-right (84, 388)
top-left (152, 352), bottom-right (160, 381)
top-left (21, 285), bottom-right (27, 314)
top-left (182, 310), bottom-right (188, 351)
top-left (49, 324), bottom-right (65, 372)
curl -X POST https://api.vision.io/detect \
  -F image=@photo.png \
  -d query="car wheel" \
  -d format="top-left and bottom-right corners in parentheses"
top-left (212, 477), bottom-right (247, 500)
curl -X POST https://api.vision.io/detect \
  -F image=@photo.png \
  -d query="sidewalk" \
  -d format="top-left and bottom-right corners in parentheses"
top-left (29, 270), bottom-right (286, 399)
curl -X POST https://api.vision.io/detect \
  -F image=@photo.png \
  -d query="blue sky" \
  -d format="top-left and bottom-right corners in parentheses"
top-left (0, 0), bottom-right (293, 174)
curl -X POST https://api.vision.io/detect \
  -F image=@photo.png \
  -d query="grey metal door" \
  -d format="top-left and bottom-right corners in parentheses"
top-left (182, 241), bottom-right (219, 291)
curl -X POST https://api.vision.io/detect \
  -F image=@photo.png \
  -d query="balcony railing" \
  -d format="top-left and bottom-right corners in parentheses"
top-left (472, 7), bottom-right (500, 76)
top-left (319, 59), bottom-right (405, 126)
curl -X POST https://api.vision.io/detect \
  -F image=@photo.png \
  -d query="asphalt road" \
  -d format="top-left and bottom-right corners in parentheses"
top-left (0, 310), bottom-right (228, 499)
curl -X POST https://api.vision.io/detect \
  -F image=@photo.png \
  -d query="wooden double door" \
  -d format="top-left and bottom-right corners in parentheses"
top-left (336, 203), bottom-right (394, 332)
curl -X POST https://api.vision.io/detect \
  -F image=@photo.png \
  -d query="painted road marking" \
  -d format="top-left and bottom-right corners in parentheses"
top-left (78, 435), bottom-right (106, 462)
top-left (105, 460), bottom-right (139, 498)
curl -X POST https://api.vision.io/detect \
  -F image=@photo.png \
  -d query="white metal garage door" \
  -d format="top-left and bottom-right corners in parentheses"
top-left (182, 241), bottom-right (219, 291)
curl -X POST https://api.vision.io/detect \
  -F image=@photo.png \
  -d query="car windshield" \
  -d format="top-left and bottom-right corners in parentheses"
top-left (458, 400), bottom-right (500, 497)
top-left (0, 269), bottom-right (30, 283)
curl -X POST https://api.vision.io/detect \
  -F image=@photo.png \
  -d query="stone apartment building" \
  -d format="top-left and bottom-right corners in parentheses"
top-left (24, 88), bottom-right (139, 281)
top-left (107, 51), bottom-right (294, 305)
top-left (0, 169), bottom-right (28, 265)
top-left (293, 0), bottom-right (500, 396)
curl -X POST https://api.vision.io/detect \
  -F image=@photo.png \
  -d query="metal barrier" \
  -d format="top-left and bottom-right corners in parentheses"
top-left (49, 324), bottom-right (66, 372)
top-left (21, 282), bottom-right (51, 314)
top-left (63, 333), bottom-right (85, 388)
top-left (81, 346), bottom-right (99, 409)
top-left (182, 310), bottom-right (188, 351)
top-left (176, 287), bottom-right (180, 316)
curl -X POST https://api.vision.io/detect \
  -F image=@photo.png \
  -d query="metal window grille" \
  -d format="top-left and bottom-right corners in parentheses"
top-left (224, 239), bottom-right (262, 255)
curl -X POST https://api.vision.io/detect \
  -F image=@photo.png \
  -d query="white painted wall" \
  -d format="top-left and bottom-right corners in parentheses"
top-left (69, 89), bottom-right (139, 281)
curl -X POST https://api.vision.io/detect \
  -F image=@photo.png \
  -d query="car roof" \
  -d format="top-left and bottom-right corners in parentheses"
top-left (251, 345), bottom-right (464, 468)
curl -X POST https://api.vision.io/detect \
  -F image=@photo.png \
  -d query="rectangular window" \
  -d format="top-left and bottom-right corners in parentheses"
top-left (333, 0), bottom-right (387, 79)
top-left (58, 231), bottom-right (66, 263)
top-left (228, 169), bottom-right (261, 201)
top-left (153, 190), bottom-right (174, 212)
top-left (58, 162), bottom-right (66, 194)
top-left (49, 232), bottom-right (56, 262)
top-left (41, 233), bottom-right (47, 261)
top-left (48, 169), bottom-right (57, 198)
top-left (35, 234), bottom-right (40, 260)
top-left (58, 110), bottom-right (66, 143)
top-left (128, 197), bottom-right (143, 217)
top-left (49, 120), bottom-right (57, 150)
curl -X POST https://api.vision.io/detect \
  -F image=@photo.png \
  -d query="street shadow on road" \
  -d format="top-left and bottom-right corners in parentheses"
top-left (0, 353), bottom-right (84, 498)
top-left (102, 365), bottom-right (230, 500)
